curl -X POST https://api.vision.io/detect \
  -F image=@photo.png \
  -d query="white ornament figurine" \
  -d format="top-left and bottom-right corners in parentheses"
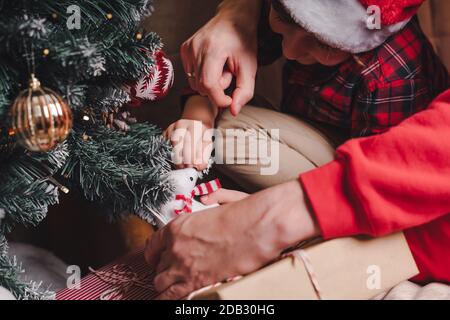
top-left (155, 168), bottom-right (219, 228)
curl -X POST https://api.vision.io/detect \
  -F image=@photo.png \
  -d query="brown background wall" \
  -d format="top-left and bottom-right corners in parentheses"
top-left (419, 0), bottom-right (450, 69)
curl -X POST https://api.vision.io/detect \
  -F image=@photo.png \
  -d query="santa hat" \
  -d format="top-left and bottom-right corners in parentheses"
top-left (278, 0), bottom-right (425, 53)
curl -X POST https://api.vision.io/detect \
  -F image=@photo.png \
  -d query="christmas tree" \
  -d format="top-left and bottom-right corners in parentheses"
top-left (0, 0), bottom-right (174, 299)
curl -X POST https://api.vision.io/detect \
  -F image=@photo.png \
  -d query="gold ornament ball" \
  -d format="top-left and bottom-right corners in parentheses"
top-left (10, 74), bottom-right (73, 152)
top-left (106, 13), bottom-right (113, 20)
top-left (43, 48), bottom-right (50, 56)
top-left (136, 32), bottom-right (143, 40)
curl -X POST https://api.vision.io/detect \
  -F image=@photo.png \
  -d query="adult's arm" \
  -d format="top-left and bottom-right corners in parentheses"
top-left (301, 89), bottom-right (450, 238)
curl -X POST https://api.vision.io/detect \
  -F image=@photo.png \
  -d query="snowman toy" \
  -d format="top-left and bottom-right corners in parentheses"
top-left (154, 168), bottom-right (221, 228)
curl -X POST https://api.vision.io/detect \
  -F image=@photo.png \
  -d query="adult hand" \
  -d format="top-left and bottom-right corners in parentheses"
top-left (145, 180), bottom-right (320, 300)
top-left (200, 188), bottom-right (249, 205)
top-left (181, 0), bottom-right (261, 116)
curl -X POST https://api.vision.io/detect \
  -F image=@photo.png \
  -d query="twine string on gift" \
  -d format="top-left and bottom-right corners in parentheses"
top-left (88, 264), bottom-right (155, 300)
top-left (187, 250), bottom-right (324, 300)
top-left (187, 275), bottom-right (243, 300)
top-left (290, 250), bottom-right (324, 300)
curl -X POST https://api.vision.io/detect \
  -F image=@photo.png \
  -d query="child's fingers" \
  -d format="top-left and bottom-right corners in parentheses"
top-left (194, 141), bottom-right (208, 171)
top-left (173, 139), bottom-right (185, 169)
top-left (167, 120), bottom-right (213, 169)
top-left (170, 125), bottom-right (187, 168)
top-left (200, 189), bottom-right (249, 205)
top-left (182, 129), bottom-right (194, 168)
top-left (194, 146), bottom-right (213, 171)
top-left (163, 123), bottom-right (175, 141)
top-left (194, 128), bottom-right (214, 171)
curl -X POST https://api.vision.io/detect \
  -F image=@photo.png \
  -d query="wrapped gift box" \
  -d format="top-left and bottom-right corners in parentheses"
top-left (56, 248), bottom-right (156, 300)
top-left (192, 232), bottom-right (419, 300)
top-left (57, 232), bottom-right (418, 300)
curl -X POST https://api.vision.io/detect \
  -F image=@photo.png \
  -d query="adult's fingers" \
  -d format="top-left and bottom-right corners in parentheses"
top-left (153, 268), bottom-right (184, 293)
top-left (200, 189), bottom-right (249, 205)
top-left (220, 70), bottom-right (233, 90)
top-left (198, 54), bottom-right (232, 108)
top-left (230, 60), bottom-right (256, 116)
top-left (180, 41), bottom-right (198, 91)
top-left (144, 230), bottom-right (167, 268)
top-left (155, 282), bottom-right (194, 300)
top-left (155, 250), bottom-right (174, 274)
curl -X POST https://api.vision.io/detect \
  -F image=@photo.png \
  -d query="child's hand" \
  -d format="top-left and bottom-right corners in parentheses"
top-left (200, 189), bottom-right (249, 205)
top-left (164, 119), bottom-right (213, 170)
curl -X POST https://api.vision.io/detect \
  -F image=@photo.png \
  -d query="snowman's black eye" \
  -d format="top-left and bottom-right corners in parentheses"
top-left (190, 177), bottom-right (194, 181)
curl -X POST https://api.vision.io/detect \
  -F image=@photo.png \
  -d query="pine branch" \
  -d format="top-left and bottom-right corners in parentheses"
top-left (86, 85), bottom-right (131, 114)
top-left (0, 143), bottom-right (68, 232)
top-left (0, 237), bottom-right (54, 300)
top-left (62, 123), bottom-right (174, 222)
top-left (0, 0), bottom-right (171, 298)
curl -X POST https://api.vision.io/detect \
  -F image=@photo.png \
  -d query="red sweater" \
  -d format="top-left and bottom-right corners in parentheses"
top-left (300, 90), bottom-right (450, 284)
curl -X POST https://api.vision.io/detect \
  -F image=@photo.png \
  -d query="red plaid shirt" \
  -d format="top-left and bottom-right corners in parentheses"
top-left (259, 14), bottom-right (450, 137)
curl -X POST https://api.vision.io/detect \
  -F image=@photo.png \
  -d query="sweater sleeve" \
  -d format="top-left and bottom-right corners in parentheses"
top-left (300, 89), bottom-right (450, 239)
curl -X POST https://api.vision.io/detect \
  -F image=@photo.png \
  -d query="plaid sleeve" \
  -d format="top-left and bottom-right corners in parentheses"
top-left (352, 78), bottom-right (432, 137)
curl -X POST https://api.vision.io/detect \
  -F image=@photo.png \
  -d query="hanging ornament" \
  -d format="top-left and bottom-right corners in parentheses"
top-left (128, 50), bottom-right (174, 107)
top-left (9, 74), bottom-right (73, 152)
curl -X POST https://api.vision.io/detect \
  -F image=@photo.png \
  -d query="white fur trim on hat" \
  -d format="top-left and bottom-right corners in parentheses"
top-left (280, 0), bottom-right (411, 53)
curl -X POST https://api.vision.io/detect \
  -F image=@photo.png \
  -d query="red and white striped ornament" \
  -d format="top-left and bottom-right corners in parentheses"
top-left (129, 50), bottom-right (174, 107)
top-left (174, 179), bottom-right (222, 216)
top-left (191, 179), bottom-right (222, 197)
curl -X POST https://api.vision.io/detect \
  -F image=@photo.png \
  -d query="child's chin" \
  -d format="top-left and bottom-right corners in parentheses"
top-left (295, 56), bottom-right (318, 65)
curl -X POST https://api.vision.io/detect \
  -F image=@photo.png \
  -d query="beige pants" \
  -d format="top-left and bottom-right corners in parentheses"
top-left (215, 105), bottom-right (345, 192)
